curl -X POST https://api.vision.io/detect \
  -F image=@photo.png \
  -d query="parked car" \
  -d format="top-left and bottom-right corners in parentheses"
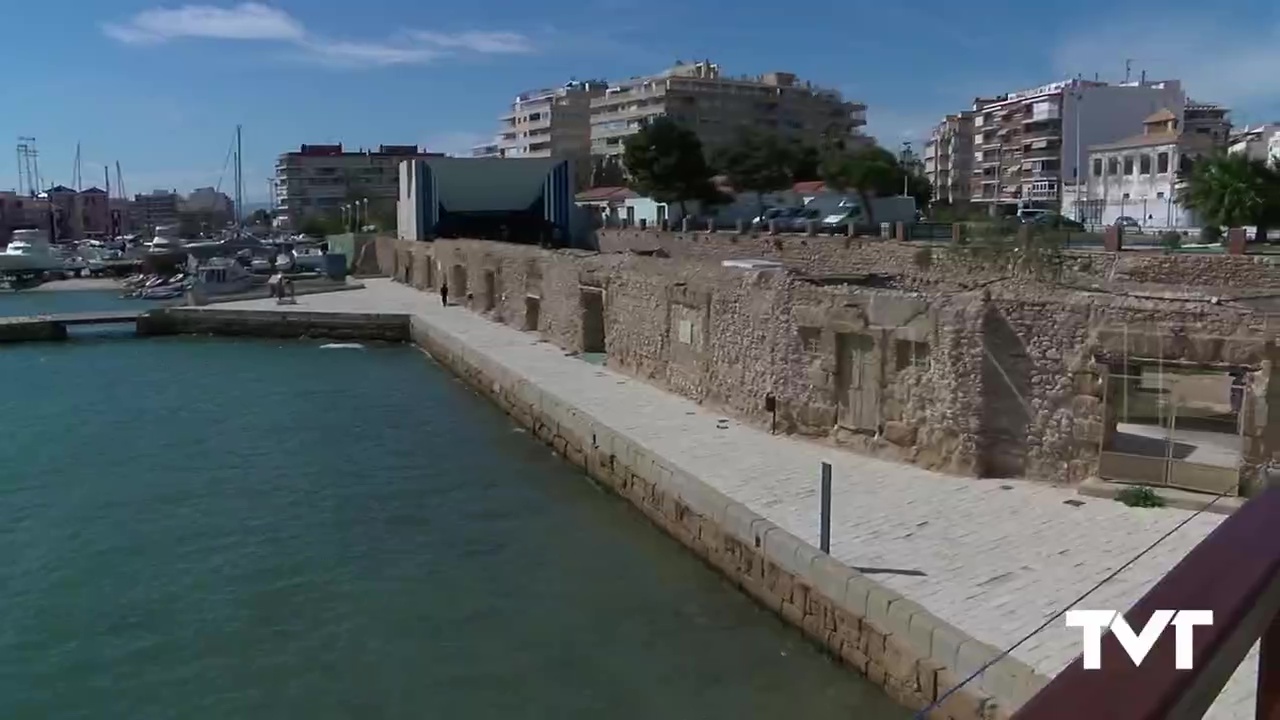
top-left (784, 207), bottom-right (823, 232)
top-left (1114, 216), bottom-right (1143, 234)
top-left (1029, 214), bottom-right (1086, 231)
top-left (751, 207), bottom-right (800, 229)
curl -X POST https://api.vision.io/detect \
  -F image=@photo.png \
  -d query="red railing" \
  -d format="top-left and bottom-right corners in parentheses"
top-left (1011, 487), bottom-right (1280, 720)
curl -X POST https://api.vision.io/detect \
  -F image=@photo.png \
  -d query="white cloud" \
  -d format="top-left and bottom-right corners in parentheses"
top-left (103, 4), bottom-right (537, 68)
top-left (103, 3), bottom-right (304, 44)
top-left (409, 31), bottom-right (534, 55)
top-left (1053, 15), bottom-right (1280, 112)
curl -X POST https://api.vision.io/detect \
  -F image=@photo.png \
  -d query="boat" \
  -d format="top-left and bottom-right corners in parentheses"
top-left (292, 246), bottom-right (328, 272)
top-left (190, 257), bottom-right (258, 299)
top-left (0, 229), bottom-right (63, 273)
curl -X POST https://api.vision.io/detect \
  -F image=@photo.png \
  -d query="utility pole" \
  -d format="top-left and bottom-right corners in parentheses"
top-left (900, 140), bottom-right (912, 196)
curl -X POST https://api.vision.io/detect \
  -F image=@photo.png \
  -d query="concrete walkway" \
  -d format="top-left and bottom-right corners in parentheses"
top-left (208, 279), bottom-right (1257, 717)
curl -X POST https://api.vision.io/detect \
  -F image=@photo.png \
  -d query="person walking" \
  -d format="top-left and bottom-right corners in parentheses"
top-left (440, 282), bottom-right (449, 307)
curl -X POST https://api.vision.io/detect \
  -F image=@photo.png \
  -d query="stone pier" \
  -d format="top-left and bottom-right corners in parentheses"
top-left (201, 280), bottom-right (1257, 719)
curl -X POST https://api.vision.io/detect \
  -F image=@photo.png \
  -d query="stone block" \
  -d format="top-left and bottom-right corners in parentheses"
top-left (864, 584), bottom-right (897, 633)
top-left (882, 638), bottom-right (921, 690)
top-left (955, 639), bottom-right (1001, 692)
top-left (761, 526), bottom-right (806, 577)
top-left (978, 655), bottom-right (1040, 710)
top-left (929, 622), bottom-right (967, 672)
top-left (839, 638), bottom-right (870, 672)
top-left (842, 573), bottom-right (875, 617)
top-left (808, 553), bottom-right (855, 610)
top-left (721, 499), bottom-right (761, 544)
top-left (885, 597), bottom-right (926, 647)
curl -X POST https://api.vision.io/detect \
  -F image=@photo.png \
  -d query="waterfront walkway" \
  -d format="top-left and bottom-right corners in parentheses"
top-left (212, 279), bottom-right (1255, 717)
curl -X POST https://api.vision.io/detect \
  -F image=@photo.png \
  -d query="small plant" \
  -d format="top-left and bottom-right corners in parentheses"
top-left (1160, 231), bottom-right (1182, 251)
top-left (1116, 485), bottom-right (1165, 508)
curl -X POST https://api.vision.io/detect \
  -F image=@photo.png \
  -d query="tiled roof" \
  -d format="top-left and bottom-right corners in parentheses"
top-left (575, 186), bottom-right (638, 202)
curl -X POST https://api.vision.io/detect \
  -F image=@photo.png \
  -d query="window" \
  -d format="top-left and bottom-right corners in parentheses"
top-left (1107, 158), bottom-right (1119, 175)
top-left (1092, 158), bottom-right (1103, 176)
top-left (895, 340), bottom-right (930, 371)
top-left (799, 327), bottom-right (822, 355)
top-left (1139, 155), bottom-right (1152, 174)
top-left (1156, 191), bottom-right (1165, 200)
top-left (1157, 152), bottom-right (1169, 174)
top-left (1123, 156), bottom-right (1135, 175)
top-left (1122, 193), bottom-right (1130, 200)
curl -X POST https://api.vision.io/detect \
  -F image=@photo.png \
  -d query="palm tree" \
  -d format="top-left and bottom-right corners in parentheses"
top-left (1180, 153), bottom-right (1280, 243)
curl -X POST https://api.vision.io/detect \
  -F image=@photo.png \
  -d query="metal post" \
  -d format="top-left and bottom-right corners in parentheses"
top-left (820, 462), bottom-right (832, 554)
top-left (1074, 86), bottom-right (1084, 221)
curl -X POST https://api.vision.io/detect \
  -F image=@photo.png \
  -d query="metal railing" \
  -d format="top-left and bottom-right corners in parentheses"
top-left (1011, 485), bottom-right (1280, 720)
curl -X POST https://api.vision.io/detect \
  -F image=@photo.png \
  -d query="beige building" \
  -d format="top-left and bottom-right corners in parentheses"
top-left (588, 60), bottom-right (867, 157)
top-left (275, 144), bottom-right (442, 227)
top-left (923, 113), bottom-right (975, 206)
top-left (1075, 109), bottom-right (1219, 228)
top-left (133, 190), bottom-right (182, 232)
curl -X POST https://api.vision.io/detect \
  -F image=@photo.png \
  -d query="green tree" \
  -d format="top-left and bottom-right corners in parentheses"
top-left (1180, 153), bottom-right (1280, 242)
top-left (622, 117), bottom-right (717, 216)
top-left (818, 143), bottom-right (902, 226)
top-left (790, 143), bottom-right (821, 182)
top-left (713, 129), bottom-right (797, 219)
top-left (298, 215), bottom-right (344, 237)
top-left (590, 156), bottom-right (627, 188)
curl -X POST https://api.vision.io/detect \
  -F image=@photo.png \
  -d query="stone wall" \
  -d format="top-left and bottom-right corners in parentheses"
top-left (138, 308), bottom-right (411, 341)
top-left (407, 310), bottom-right (1042, 720)
top-left (375, 237), bottom-right (1274, 490)
top-left (598, 229), bottom-right (1280, 291)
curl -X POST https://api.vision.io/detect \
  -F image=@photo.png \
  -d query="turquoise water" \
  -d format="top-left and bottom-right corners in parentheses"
top-left (0, 291), bottom-right (906, 719)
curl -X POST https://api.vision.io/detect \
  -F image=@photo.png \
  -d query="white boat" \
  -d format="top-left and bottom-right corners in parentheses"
top-left (147, 225), bottom-right (186, 254)
top-left (0, 229), bottom-right (63, 272)
top-left (293, 247), bottom-right (327, 272)
top-left (191, 257), bottom-right (257, 298)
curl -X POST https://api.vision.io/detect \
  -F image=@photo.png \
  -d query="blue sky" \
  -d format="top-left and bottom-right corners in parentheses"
top-left (5, 1), bottom-right (1279, 202)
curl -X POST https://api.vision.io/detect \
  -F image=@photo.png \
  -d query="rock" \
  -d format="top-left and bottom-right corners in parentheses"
top-left (883, 421), bottom-right (917, 447)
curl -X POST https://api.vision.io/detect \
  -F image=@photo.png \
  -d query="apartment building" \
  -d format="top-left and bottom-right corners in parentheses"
top-left (588, 60), bottom-right (867, 158)
top-left (472, 81), bottom-right (605, 159)
top-left (1228, 123), bottom-right (1280, 162)
top-left (923, 113), bottom-right (975, 205)
top-left (275, 144), bottom-right (442, 227)
top-left (133, 190), bottom-right (182, 232)
top-left (964, 78), bottom-right (1186, 214)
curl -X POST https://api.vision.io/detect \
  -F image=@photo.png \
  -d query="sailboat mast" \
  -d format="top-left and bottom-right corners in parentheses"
top-left (73, 142), bottom-right (82, 191)
top-left (234, 124), bottom-right (243, 229)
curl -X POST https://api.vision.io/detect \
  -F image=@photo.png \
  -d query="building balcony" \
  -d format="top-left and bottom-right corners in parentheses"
top-left (1023, 108), bottom-right (1061, 122)
top-left (1023, 147), bottom-right (1060, 161)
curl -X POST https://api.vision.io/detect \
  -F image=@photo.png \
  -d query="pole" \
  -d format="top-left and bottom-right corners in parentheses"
top-left (1074, 87), bottom-right (1083, 221)
top-left (234, 124), bottom-right (243, 230)
top-left (819, 462), bottom-right (832, 554)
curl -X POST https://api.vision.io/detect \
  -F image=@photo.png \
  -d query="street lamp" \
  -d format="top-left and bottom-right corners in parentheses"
top-left (900, 141), bottom-right (912, 196)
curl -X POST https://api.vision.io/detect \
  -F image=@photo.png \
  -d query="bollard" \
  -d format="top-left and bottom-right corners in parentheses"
top-left (659, 218), bottom-right (669, 232)
top-left (736, 219), bottom-right (746, 234)
top-left (895, 221), bottom-right (907, 241)
top-left (681, 216), bottom-right (691, 232)
top-left (1227, 227), bottom-right (1247, 255)
top-left (880, 222), bottom-right (891, 239)
top-left (805, 219), bottom-right (817, 236)
top-left (768, 219), bottom-right (779, 235)
top-left (1103, 224), bottom-right (1122, 252)
top-left (706, 217), bottom-right (716, 233)
top-left (847, 219), bottom-right (857, 238)
top-left (639, 218), bottom-right (648, 231)
top-left (820, 462), bottom-right (832, 554)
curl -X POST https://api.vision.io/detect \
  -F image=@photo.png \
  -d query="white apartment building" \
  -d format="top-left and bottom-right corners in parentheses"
top-left (274, 144), bottom-right (441, 226)
top-left (588, 60), bottom-right (867, 157)
top-left (1074, 109), bottom-right (1220, 228)
top-left (923, 112), bottom-right (975, 205)
top-left (472, 81), bottom-right (605, 160)
top-left (1228, 124), bottom-right (1280, 162)
top-left (965, 78), bottom-right (1187, 214)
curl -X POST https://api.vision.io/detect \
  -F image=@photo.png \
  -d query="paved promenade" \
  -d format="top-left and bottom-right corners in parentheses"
top-left (213, 280), bottom-right (1256, 717)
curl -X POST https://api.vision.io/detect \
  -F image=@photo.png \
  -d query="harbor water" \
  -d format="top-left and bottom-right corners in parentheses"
top-left (0, 289), bottom-right (907, 719)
